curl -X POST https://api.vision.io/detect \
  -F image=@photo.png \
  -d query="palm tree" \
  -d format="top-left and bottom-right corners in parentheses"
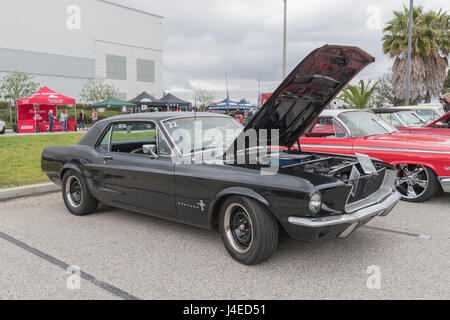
top-left (337, 80), bottom-right (378, 109)
top-left (382, 6), bottom-right (449, 103)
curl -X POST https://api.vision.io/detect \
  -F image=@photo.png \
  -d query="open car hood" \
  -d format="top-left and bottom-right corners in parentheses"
top-left (241, 45), bottom-right (374, 148)
top-left (426, 111), bottom-right (450, 127)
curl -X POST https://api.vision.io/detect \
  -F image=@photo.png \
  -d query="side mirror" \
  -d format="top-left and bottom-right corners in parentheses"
top-left (143, 144), bottom-right (158, 158)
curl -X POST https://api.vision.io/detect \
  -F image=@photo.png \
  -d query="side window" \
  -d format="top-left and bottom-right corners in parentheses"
top-left (111, 122), bottom-right (157, 154)
top-left (157, 131), bottom-right (171, 155)
top-left (97, 126), bottom-right (112, 152)
top-left (304, 117), bottom-right (346, 138)
top-left (332, 119), bottom-right (347, 138)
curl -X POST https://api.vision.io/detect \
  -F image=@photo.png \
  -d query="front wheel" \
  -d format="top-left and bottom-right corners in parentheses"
top-left (395, 164), bottom-right (439, 202)
top-left (219, 196), bottom-right (278, 265)
top-left (62, 170), bottom-right (98, 215)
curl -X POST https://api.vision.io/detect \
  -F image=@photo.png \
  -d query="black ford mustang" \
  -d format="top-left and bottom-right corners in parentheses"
top-left (41, 45), bottom-right (400, 264)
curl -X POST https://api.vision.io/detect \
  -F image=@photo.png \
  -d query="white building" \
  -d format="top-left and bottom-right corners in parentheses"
top-left (0, 0), bottom-right (164, 102)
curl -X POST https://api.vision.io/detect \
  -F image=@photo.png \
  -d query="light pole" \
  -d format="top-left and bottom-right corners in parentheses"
top-left (405, 0), bottom-right (413, 105)
top-left (282, 0), bottom-right (287, 80)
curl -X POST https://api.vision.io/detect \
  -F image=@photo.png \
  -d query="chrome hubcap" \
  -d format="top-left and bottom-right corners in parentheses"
top-left (224, 203), bottom-right (253, 253)
top-left (396, 165), bottom-right (428, 199)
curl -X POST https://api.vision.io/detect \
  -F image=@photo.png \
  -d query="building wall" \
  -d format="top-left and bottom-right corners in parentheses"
top-left (0, 0), bottom-right (163, 101)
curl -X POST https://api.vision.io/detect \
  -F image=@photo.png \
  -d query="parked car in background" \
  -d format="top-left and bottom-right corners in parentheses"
top-left (41, 45), bottom-right (401, 265)
top-left (0, 120), bottom-right (6, 134)
top-left (371, 108), bottom-right (425, 128)
top-left (300, 109), bottom-right (450, 202)
top-left (395, 105), bottom-right (445, 123)
top-left (371, 108), bottom-right (450, 137)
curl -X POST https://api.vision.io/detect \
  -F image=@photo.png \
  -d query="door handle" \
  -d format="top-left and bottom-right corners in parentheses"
top-left (102, 155), bottom-right (113, 161)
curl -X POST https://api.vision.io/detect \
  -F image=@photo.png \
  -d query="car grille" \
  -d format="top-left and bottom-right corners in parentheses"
top-left (347, 169), bottom-right (386, 204)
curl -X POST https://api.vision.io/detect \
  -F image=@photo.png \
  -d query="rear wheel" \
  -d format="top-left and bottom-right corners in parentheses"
top-left (62, 170), bottom-right (98, 215)
top-left (219, 196), bottom-right (278, 265)
top-left (396, 164), bottom-right (439, 202)
top-left (0, 127), bottom-right (5, 134)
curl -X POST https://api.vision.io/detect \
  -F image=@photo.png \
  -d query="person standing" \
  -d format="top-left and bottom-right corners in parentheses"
top-left (441, 94), bottom-right (450, 113)
top-left (61, 110), bottom-right (68, 132)
top-left (91, 109), bottom-right (98, 125)
top-left (48, 110), bottom-right (55, 133)
top-left (79, 109), bottom-right (86, 130)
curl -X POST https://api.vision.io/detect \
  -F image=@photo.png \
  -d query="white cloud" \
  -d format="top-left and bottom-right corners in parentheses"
top-left (113, 0), bottom-right (449, 103)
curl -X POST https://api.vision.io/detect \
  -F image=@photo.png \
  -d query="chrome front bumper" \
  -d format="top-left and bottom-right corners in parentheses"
top-left (438, 177), bottom-right (450, 193)
top-left (288, 191), bottom-right (401, 238)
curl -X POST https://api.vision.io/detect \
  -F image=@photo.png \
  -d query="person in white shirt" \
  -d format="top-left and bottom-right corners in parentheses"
top-left (61, 110), bottom-right (68, 132)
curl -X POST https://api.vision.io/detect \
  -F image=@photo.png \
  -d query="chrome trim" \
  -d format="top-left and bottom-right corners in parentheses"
top-left (345, 169), bottom-right (397, 213)
top-left (438, 177), bottom-right (450, 193)
top-left (301, 143), bottom-right (450, 155)
top-left (391, 113), bottom-right (408, 127)
top-left (353, 146), bottom-right (450, 155)
top-left (95, 119), bottom-right (174, 156)
top-left (288, 191), bottom-right (400, 230)
top-left (301, 144), bottom-right (353, 149)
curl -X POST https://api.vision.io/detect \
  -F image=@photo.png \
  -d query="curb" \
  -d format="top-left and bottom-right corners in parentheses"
top-left (0, 183), bottom-right (61, 201)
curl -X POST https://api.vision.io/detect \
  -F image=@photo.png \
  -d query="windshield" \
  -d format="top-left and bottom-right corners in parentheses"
top-left (396, 111), bottom-right (425, 126)
top-left (163, 116), bottom-right (243, 154)
top-left (338, 111), bottom-right (398, 137)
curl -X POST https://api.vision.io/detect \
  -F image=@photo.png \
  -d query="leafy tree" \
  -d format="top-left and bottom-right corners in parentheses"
top-left (371, 71), bottom-right (404, 107)
top-left (337, 80), bottom-right (378, 109)
top-left (194, 88), bottom-right (215, 111)
top-left (382, 6), bottom-right (449, 103)
top-left (79, 76), bottom-right (117, 104)
top-left (0, 71), bottom-right (40, 122)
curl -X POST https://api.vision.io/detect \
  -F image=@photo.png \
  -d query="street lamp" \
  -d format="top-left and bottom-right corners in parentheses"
top-left (405, 0), bottom-right (414, 105)
top-left (282, 0), bottom-right (287, 80)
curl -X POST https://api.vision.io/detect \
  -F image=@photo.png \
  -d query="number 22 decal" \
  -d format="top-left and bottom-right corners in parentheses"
top-left (167, 121), bottom-right (177, 128)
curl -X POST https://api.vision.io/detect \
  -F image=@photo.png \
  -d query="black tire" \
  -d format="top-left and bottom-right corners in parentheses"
top-left (396, 165), bottom-right (440, 202)
top-left (0, 127), bottom-right (5, 134)
top-left (61, 170), bottom-right (98, 216)
top-left (219, 196), bottom-right (278, 265)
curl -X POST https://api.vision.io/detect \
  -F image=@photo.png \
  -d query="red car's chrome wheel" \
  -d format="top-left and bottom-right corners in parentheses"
top-left (396, 164), bottom-right (439, 202)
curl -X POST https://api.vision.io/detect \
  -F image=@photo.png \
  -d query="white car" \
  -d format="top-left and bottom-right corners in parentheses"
top-left (0, 120), bottom-right (5, 134)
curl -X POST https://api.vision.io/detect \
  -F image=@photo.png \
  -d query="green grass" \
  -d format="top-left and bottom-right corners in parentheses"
top-left (0, 133), bottom-right (84, 189)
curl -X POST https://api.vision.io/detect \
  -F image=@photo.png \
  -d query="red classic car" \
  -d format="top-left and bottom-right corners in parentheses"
top-left (371, 108), bottom-right (450, 137)
top-left (300, 109), bottom-right (450, 202)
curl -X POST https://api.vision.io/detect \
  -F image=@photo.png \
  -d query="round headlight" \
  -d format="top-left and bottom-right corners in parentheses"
top-left (309, 192), bottom-right (322, 214)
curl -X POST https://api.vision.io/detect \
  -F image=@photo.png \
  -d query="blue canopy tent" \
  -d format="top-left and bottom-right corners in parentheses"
top-left (208, 98), bottom-right (240, 113)
top-left (237, 99), bottom-right (259, 110)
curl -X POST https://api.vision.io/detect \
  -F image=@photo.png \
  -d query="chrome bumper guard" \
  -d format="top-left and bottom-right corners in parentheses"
top-left (288, 191), bottom-right (401, 238)
top-left (438, 177), bottom-right (450, 193)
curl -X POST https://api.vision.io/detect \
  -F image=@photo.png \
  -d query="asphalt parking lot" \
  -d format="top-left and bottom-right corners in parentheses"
top-left (0, 191), bottom-right (449, 300)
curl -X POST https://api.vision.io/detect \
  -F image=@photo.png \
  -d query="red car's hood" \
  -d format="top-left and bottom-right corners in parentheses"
top-left (360, 132), bottom-right (450, 152)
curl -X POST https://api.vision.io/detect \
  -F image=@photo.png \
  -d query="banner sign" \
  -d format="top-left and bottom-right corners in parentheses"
top-left (18, 104), bottom-right (56, 122)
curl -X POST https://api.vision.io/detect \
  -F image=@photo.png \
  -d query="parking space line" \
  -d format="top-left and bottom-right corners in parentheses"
top-left (363, 226), bottom-right (432, 239)
top-left (0, 230), bottom-right (140, 300)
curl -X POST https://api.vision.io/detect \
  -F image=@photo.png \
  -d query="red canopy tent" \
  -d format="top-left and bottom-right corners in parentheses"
top-left (16, 87), bottom-right (76, 133)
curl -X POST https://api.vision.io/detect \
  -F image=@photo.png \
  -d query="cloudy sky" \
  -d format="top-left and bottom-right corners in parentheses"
top-left (113, 0), bottom-right (448, 103)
